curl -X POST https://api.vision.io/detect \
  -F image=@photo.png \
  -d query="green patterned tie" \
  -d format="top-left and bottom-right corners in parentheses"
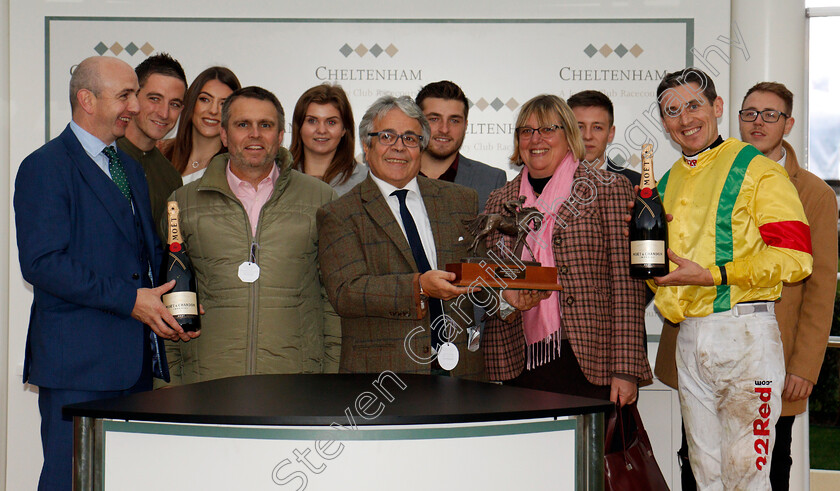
top-left (102, 146), bottom-right (133, 201)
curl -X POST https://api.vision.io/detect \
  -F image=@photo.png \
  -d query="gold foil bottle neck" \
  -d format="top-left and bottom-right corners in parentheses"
top-left (166, 201), bottom-right (183, 245)
top-left (640, 143), bottom-right (655, 190)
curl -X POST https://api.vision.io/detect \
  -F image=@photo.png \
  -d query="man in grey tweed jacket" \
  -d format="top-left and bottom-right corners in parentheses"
top-left (318, 95), bottom-right (487, 379)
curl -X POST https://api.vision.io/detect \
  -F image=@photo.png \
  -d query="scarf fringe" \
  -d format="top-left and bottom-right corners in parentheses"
top-left (518, 156), bottom-right (577, 350)
top-left (525, 330), bottom-right (562, 370)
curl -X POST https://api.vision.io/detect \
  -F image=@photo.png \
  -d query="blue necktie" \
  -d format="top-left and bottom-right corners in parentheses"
top-left (391, 190), bottom-right (444, 351)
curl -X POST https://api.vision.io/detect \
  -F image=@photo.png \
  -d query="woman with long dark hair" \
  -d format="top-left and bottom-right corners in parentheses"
top-left (159, 66), bottom-right (241, 185)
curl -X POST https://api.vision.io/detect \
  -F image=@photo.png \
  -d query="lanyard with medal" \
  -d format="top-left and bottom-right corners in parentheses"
top-left (421, 280), bottom-right (461, 371)
top-left (437, 341), bottom-right (459, 371)
top-left (238, 240), bottom-right (260, 283)
top-left (435, 314), bottom-right (460, 371)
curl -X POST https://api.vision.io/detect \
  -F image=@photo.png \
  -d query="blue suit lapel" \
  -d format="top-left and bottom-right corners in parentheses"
top-left (117, 148), bottom-right (167, 379)
top-left (122, 147), bottom-right (158, 267)
top-left (59, 127), bottom-right (137, 245)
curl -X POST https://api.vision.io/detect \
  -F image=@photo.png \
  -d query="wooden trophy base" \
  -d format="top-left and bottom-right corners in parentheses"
top-left (446, 258), bottom-right (562, 291)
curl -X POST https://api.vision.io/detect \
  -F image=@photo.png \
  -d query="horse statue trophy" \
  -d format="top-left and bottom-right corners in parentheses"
top-left (464, 196), bottom-right (544, 261)
top-left (445, 196), bottom-right (563, 351)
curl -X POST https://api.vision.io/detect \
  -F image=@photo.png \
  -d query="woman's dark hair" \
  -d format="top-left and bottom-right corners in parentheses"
top-left (164, 66), bottom-right (241, 174)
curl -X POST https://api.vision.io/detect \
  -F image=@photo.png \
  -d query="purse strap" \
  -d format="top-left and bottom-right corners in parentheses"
top-left (616, 399), bottom-right (628, 453)
top-left (604, 397), bottom-right (633, 469)
top-left (605, 398), bottom-right (630, 451)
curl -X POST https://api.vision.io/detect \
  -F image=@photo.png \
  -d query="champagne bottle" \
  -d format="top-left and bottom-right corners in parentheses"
top-left (630, 144), bottom-right (669, 279)
top-left (161, 201), bottom-right (200, 332)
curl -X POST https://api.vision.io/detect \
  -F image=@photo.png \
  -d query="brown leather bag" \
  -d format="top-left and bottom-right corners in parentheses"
top-left (604, 401), bottom-right (670, 491)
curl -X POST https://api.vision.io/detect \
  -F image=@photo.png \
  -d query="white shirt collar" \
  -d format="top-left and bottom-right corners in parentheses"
top-left (69, 120), bottom-right (111, 160)
top-left (369, 173), bottom-right (422, 200)
top-left (776, 146), bottom-right (787, 167)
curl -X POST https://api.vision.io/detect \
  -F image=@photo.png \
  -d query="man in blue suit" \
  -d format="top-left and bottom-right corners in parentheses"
top-left (415, 80), bottom-right (507, 211)
top-left (14, 56), bottom-right (198, 490)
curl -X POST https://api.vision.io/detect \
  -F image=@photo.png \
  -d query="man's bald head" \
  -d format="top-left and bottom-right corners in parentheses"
top-left (69, 56), bottom-right (140, 144)
top-left (69, 57), bottom-right (131, 114)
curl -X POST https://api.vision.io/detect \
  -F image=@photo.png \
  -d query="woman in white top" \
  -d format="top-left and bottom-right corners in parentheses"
top-left (159, 66), bottom-right (241, 185)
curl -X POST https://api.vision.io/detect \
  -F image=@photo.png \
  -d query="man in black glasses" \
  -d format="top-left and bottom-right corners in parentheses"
top-left (739, 85), bottom-right (794, 162)
top-left (317, 95), bottom-right (496, 378)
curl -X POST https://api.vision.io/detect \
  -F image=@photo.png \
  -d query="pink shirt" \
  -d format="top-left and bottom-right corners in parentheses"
top-left (226, 162), bottom-right (280, 237)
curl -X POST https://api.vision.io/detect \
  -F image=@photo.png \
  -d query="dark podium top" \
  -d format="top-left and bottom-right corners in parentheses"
top-left (65, 374), bottom-right (612, 426)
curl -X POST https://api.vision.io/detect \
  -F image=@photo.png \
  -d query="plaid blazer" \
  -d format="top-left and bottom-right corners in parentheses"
top-left (317, 176), bottom-right (485, 379)
top-left (482, 164), bottom-right (652, 385)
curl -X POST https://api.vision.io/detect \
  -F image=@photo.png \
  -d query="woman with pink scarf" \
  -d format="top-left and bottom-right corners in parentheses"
top-left (482, 94), bottom-right (652, 405)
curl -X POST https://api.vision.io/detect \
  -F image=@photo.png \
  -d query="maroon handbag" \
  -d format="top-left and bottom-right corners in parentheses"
top-left (604, 401), bottom-right (670, 491)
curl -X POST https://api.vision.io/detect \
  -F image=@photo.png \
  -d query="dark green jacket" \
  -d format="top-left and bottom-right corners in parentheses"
top-left (117, 137), bottom-right (182, 239)
top-left (161, 149), bottom-right (340, 385)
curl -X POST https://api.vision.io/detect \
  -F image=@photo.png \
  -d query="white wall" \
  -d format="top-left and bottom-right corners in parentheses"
top-left (1, 0), bottom-right (10, 486)
top-left (730, 0), bottom-right (807, 150)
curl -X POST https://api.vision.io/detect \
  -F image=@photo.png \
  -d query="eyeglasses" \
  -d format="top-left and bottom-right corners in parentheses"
top-left (738, 109), bottom-right (789, 123)
top-left (516, 125), bottom-right (563, 139)
top-left (368, 131), bottom-right (423, 148)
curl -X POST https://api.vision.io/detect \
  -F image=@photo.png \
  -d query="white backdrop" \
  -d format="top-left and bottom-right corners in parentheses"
top-left (4, 1), bottom-right (731, 489)
top-left (43, 16), bottom-right (700, 175)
